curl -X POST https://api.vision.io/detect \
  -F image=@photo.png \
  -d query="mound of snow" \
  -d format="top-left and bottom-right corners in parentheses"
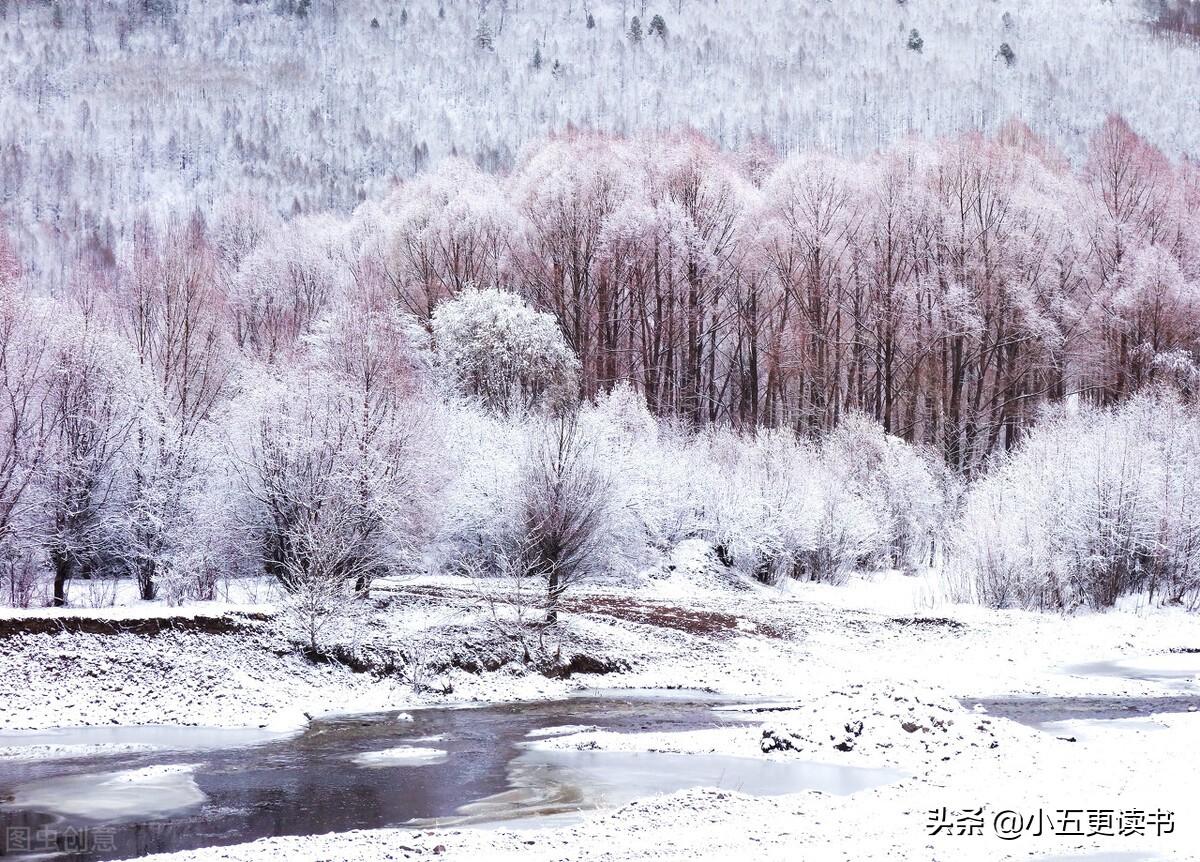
top-left (756, 684), bottom-right (1010, 768)
top-left (643, 539), bottom-right (754, 597)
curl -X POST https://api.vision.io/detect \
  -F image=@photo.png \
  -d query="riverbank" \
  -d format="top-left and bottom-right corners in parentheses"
top-left (3, 549), bottom-right (1200, 860)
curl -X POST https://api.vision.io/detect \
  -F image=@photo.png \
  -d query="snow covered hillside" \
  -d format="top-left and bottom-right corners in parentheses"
top-left (2, 0), bottom-right (1199, 285)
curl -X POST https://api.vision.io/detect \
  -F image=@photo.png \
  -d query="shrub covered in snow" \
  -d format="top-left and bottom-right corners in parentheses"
top-left (821, 414), bottom-right (948, 574)
top-left (948, 395), bottom-right (1200, 610)
top-left (693, 418), bottom-right (944, 585)
top-left (431, 288), bottom-right (579, 416)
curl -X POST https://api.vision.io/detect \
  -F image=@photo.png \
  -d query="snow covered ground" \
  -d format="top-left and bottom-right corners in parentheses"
top-left (2, 548), bottom-right (1199, 860)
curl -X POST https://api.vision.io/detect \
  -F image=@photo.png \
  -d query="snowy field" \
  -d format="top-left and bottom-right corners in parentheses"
top-left (2, 547), bottom-right (1199, 861)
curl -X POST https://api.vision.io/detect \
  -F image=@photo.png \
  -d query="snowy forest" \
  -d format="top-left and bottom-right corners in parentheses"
top-left (4, 0), bottom-right (1200, 285)
top-left (3, 110), bottom-right (1200, 618)
top-left (2, 2), bottom-right (1200, 861)
top-left (1, 0), bottom-right (1200, 622)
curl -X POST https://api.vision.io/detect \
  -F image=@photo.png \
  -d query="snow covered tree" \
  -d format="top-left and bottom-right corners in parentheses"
top-left (234, 369), bottom-right (408, 594)
top-left (431, 288), bottom-right (579, 416)
top-left (628, 15), bottom-right (642, 43)
top-left (232, 296), bottom-right (431, 598)
top-left (516, 411), bottom-right (617, 624)
top-left (374, 160), bottom-right (516, 319)
top-left (229, 215), bottom-right (343, 363)
top-left (0, 283), bottom-right (55, 566)
top-left (475, 18), bottom-right (494, 50)
top-left (40, 308), bottom-right (139, 606)
top-left (119, 220), bottom-right (232, 600)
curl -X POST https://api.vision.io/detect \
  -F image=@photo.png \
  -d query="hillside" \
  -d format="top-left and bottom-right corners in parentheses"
top-left (2, 0), bottom-right (1198, 285)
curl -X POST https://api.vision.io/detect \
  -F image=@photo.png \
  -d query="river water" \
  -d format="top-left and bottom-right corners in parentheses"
top-left (0, 692), bottom-right (902, 861)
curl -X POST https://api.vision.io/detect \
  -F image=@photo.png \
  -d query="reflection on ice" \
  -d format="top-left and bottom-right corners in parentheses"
top-left (1064, 654), bottom-right (1200, 686)
top-left (3, 765), bottom-right (205, 821)
top-left (447, 749), bottom-right (903, 826)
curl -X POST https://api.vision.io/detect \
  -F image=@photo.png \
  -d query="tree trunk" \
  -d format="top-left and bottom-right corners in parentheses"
top-left (52, 551), bottom-right (72, 608)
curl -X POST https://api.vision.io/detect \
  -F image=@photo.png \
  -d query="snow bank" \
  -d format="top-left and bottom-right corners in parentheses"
top-left (0, 742), bottom-right (159, 760)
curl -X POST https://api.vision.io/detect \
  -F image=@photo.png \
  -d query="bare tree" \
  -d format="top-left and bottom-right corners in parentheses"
top-left (279, 507), bottom-right (374, 653)
top-left (518, 410), bottom-right (615, 624)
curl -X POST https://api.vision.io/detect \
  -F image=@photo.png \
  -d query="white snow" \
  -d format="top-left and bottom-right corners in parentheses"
top-left (525, 725), bottom-right (599, 739)
top-left (3, 568), bottom-right (1200, 859)
top-left (350, 747), bottom-right (448, 768)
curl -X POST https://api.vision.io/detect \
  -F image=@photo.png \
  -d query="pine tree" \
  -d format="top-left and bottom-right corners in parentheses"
top-left (998, 42), bottom-right (1015, 66)
top-left (649, 14), bottom-right (667, 40)
top-left (476, 19), bottom-right (495, 50)
top-left (586, 11), bottom-right (595, 29)
top-left (532, 44), bottom-right (543, 70)
top-left (907, 28), bottom-right (923, 53)
top-left (628, 15), bottom-right (643, 44)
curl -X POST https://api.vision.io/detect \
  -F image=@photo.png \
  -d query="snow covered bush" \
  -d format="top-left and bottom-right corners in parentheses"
top-left (821, 414), bottom-right (946, 573)
top-left (582, 384), bottom-right (695, 557)
top-left (698, 430), bottom-right (880, 586)
top-left (431, 288), bottom-right (579, 416)
top-left (427, 402), bottom-right (525, 576)
top-left (229, 299), bottom-right (434, 600)
top-left (948, 396), bottom-right (1200, 610)
top-left (685, 416), bottom-right (945, 585)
